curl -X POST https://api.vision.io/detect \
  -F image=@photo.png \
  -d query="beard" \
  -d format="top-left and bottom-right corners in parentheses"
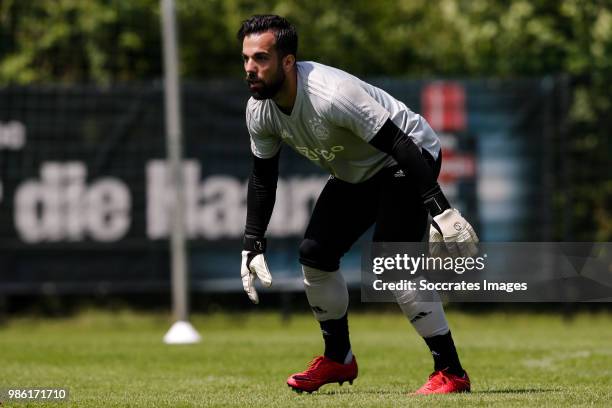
top-left (246, 65), bottom-right (286, 100)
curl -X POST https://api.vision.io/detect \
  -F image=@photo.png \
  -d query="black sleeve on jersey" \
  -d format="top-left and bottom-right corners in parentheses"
top-left (369, 118), bottom-right (451, 216)
top-left (244, 151), bottom-right (280, 251)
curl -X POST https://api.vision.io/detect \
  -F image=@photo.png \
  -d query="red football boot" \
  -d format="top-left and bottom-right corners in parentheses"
top-left (413, 368), bottom-right (470, 395)
top-left (287, 355), bottom-right (358, 393)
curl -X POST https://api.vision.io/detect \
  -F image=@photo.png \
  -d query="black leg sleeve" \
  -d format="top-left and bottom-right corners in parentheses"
top-left (369, 119), bottom-right (450, 216)
top-left (244, 152), bottom-right (280, 247)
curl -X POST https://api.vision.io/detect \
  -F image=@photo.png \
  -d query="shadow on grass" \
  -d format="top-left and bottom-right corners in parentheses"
top-left (311, 388), bottom-right (561, 396)
top-left (475, 388), bottom-right (561, 394)
top-left (310, 388), bottom-right (401, 396)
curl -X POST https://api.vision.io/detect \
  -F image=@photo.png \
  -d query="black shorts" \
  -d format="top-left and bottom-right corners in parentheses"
top-left (299, 150), bottom-right (441, 271)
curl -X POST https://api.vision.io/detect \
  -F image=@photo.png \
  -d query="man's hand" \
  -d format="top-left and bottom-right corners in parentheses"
top-left (241, 250), bottom-right (272, 304)
top-left (429, 209), bottom-right (479, 257)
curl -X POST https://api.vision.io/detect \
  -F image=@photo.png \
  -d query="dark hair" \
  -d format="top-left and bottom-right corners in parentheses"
top-left (237, 15), bottom-right (298, 58)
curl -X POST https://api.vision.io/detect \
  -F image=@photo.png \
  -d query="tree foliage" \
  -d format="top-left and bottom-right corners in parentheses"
top-left (0, 0), bottom-right (610, 239)
top-left (3, 0), bottom-right (610, 81)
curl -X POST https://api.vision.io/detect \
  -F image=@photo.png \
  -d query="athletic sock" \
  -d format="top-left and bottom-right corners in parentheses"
top-left (423, 330), bottom-right (464, 376)
top-left (319, 313), bottom-right (351, 364)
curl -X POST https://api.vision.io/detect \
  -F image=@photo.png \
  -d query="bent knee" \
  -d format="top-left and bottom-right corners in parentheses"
top-left (299, 238), bottom-right (340, 272)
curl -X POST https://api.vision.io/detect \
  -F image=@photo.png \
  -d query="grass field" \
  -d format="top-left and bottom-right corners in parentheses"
top-left (1, 310), bottom-right (611, 407)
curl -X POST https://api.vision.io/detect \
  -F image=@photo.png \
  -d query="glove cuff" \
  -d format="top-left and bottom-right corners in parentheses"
top-left (422, 184), bottom-right (451, 217)
top-left (243, 234), bottom-right (266, 253)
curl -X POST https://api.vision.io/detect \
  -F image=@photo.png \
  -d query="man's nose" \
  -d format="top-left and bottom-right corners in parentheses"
top-left (244, 58), bottom-right (256, 73)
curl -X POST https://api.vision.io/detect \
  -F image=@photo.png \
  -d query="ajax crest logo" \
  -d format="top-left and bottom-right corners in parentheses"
top-left (308, 117), bottom-right (329, 140)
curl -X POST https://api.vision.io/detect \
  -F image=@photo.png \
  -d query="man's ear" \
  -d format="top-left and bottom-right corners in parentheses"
top-left (283, 54), bottom-right (295, 72)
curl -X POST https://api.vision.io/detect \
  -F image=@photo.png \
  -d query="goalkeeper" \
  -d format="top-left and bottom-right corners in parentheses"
top-left (238, 15), bottom-right (478, 395)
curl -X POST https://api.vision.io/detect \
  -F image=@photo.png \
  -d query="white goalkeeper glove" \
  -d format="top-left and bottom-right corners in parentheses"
top-left (429, 208), bottom-right (479, 257)
top-left (240, 236), bottom-right (272, 304)
top-left (241, 251), bottom-right (272, 304)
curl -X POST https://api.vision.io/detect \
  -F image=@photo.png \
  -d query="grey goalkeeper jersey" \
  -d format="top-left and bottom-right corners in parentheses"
top-left (246, 61), bottom-right (440, 183)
